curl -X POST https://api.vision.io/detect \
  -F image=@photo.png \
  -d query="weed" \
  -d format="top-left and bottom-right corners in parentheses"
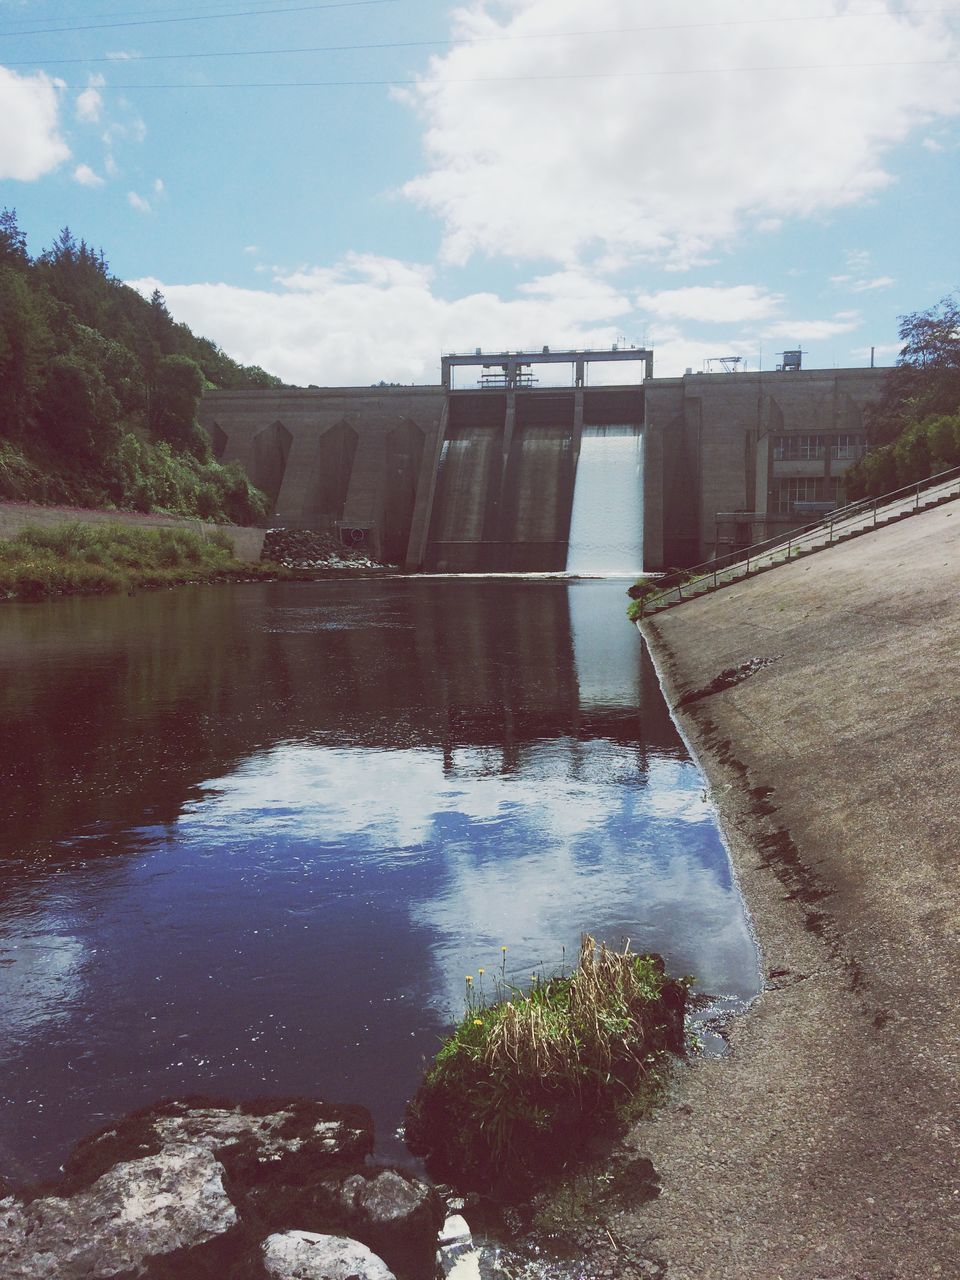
top-left (405, 936), bottom-right (688, 1191)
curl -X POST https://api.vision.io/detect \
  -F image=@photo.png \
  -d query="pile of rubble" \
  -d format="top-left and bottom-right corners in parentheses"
top-left (263, 528), bottom-right (387, 570)
top-left (0, 1097), bottom-right (481, 1279)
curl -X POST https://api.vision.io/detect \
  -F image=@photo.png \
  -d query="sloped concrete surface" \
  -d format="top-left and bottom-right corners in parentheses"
top-left (618, 502), bottom-right (960, 1279)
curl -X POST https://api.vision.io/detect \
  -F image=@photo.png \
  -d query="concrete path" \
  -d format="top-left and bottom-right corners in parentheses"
top-left (610, 501), bottom-right (959, 1279)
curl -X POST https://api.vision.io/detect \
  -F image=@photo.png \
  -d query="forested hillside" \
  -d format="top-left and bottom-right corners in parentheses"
top-left (0, 209), bottom-right (284, 524)
top-left (846, 294), bottom-right (960, 500)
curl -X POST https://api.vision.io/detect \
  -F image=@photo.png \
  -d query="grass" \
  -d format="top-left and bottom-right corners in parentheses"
top-left (0, 522), bottom-right (286, 602)
top-left (405, 936), bottom-right (689, 1191)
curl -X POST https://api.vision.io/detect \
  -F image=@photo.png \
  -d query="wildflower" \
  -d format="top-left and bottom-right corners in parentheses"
top-left (465, 975), bottom-right (473, 985)
top-left (501, 946), bottom-right (507, 953)
top-left (473, 1018), bottom-right (483, 1026)
top-left (478, 968), bottom-right (485, 976)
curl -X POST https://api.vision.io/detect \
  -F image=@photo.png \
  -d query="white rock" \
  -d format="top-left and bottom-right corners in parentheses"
top-left (446, 1249), bottom-right (483, 1280)
top-left (0, 1144), bottom-right (236, 1280)
top-left (262, 1230), bottom-right (396, 1280)
top-left (440, 1213), bottom-right (473, 1247)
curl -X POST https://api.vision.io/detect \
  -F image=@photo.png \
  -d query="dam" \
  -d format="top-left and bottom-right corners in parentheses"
top-left (198, 349), bottom-right (887, 571)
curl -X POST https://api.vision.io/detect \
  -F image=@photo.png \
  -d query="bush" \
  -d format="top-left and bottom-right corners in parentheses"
top-left (405, 937), bottom-right (688, 1191)
top-left (0, 521), bottom-right (247, 601)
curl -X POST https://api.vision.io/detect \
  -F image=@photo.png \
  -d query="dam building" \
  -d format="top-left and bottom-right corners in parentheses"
top-left (199, 349), bottom-right (886, 573)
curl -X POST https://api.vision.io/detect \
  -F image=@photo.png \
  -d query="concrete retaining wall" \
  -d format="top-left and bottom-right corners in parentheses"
top-left (0, 503), bottom-right (266, 562)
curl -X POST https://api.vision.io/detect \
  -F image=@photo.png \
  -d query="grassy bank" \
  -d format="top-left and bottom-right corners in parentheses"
top-left (0, 523), bottom-right (285, 602)
top-left (405, 937), bottom-right (688, 1192)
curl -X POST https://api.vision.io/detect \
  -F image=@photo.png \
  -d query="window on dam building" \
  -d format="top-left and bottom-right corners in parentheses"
top-left (773, 432), bottom-right (865, 462)
top-left (775, 476), bottom-right (845, 514)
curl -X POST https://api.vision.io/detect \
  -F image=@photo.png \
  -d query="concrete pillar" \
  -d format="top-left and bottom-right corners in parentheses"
top-left (642, 422), bottom-right (664, 571)
top-left (404, 400), bottom-right (449, 570)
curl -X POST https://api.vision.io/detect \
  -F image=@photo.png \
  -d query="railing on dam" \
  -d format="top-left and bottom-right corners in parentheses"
top-left (636, 462), bottom-right (960, 615)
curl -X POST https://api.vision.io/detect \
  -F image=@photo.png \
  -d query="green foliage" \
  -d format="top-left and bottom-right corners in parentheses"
top-left (845, 411), bottom-right (960, 500)
top-left (405, 937), bottom-right (688, 1191)
top-left (150, 354), bottom-right (208, 458)
top-left (36, 355), bottom-right (122, 465)
top-left (0, 207), bottom-right (286, 523)
top-left (0, 521), bottom-right (279, 602)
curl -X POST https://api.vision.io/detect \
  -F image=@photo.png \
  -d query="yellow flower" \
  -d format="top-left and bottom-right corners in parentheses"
top-left (473, 1018), bottom-right (483, 1026)
top-left (501, 946), bottom-right (507, 953)
top-left (478, 968), bottom-right (485, 976)
top-left (465, 975), bottom-right (473, 984)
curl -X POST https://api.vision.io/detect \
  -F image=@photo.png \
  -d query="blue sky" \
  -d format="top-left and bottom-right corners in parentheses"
top-left (1, 0), bottom-right (959, 385)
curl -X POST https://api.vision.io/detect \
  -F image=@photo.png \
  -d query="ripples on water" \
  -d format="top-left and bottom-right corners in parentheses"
top-left (0, 579), bottom-right (759, 1183)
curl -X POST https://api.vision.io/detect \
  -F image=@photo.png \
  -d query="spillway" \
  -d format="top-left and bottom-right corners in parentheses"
top-left (566, 425), bottom-right (643, 575)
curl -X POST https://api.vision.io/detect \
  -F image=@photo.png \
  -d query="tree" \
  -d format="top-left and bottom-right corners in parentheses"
top-left (865, 293), bottom-right (960, 446)
top-left (36, 355), bottom-right (121, 465)
top-left (0, 208), bottom-right (28, 266)
top-left (150, 354), bottom-right (208, 458)
top-left (0, 267), bottom-right (48, 435)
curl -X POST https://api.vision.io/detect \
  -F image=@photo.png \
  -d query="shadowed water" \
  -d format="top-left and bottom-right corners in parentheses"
top-left (0, 579), bottom-right (759, 1185)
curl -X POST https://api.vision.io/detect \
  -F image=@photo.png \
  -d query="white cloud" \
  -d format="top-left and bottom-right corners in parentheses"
top-left (401, 0), bottom-right (960, 268)
top-left (922, 136), bottom-right (945, 151)
top-left (850, 275), bottom-right (895, 293)
top-left (103, 117), bottom-right (146, 146)
top-left (127, 254), bottom-right (634, 385)
top-left (127, 191), bottom-right (151, 214)
top-left (765, 312), bottom-right (861, 341)
top-left (74, 162), bottom-right (104, 188)
top-left (830, 251), bottom-right (894, 292)
top-left (75, 74), bottom-right (106, 123)
top-left (243, 244), bottom-right (260, 255)
top-left (0, 66), bottom-right (69, 180)
top-left (106, 51), bottom-right (137, 61)
top-left (104, 153), bottom-right (118, 177)
top-left (153, 177), bottom-right (165, 196)
top-left (635, 285), bottom-right (783, 324)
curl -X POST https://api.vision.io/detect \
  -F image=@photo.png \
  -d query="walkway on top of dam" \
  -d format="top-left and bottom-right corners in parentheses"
top-left (611, 501), bottom-right (959, 1279)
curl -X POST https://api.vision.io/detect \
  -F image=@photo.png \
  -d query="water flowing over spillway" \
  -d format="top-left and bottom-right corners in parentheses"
top-left (566, 425), bottom-right (643, 575)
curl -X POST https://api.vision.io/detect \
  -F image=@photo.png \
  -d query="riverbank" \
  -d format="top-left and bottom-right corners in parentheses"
top-left (0, 521), bottom-right (393, 602)
top-left (600, 501), bottom-right (960, 1278)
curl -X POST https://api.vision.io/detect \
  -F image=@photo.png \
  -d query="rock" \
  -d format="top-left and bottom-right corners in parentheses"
top-left (336, 1168), bottom-right (445, 1279)
top-left (444, 1251), bottom-right (482, 1280)
top-left (438, 1213), bottom-right (475, 1277)
top-left (0, 1144), bottom-right (236, 1280)
top-left (62, 1097), bottom-right (373, 1195)
top-left (262, 1230), bottom-right (396, 1280)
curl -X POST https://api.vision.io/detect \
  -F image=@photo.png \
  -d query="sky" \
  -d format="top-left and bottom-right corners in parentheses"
top-left (1, 0), bottom-right (959, 387)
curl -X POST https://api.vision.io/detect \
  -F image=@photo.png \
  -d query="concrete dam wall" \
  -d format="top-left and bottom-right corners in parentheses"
top-left (200, 383), bottom-right (644, 572)
top-left (199, 364), bottom-right (887, 573)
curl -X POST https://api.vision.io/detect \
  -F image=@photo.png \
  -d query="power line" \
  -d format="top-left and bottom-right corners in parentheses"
top-left (3, 4), bottom-right (959, 49)
top-left (52, 57), bottom-right (960, 89)
top-left (0, 0), bottom-right (396, 39)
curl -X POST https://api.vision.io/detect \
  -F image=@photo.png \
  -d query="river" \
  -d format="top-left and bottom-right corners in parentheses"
top-left (0, 578), bottom-right (759, 1186)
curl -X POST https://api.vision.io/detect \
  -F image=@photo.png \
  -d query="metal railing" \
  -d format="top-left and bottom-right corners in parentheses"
top-left (637, 462), bottom-right (960, 616)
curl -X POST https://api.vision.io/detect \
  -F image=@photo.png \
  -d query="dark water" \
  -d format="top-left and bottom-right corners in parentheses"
top-left (0, 579), bottom-right (759, 1186)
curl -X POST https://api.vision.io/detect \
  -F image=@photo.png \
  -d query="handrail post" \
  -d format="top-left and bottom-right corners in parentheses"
top-left (915, 481), bottom-right (920, 509)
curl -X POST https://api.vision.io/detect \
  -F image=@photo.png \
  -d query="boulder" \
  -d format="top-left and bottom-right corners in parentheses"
top-left (262, 1230), bottom-right (396, 1280)
top-left (336, 1168), bottom-right (445, 1278)
top-left (438, 1214), bottom-right (476, 1277)
top-left (0, 1144), bottom-right (236, 1280)
top-left (62, 1096), bottom-right (374, 1196)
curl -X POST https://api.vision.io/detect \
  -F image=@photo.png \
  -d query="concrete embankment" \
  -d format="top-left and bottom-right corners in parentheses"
top-left (612, 502), bottom-right (959, 1279)
top-left (0, 501), bottom-right (265, 562)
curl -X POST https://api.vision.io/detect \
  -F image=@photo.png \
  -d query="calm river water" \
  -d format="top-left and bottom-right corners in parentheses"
top-left (0, 578), bottom-right (759, 1185)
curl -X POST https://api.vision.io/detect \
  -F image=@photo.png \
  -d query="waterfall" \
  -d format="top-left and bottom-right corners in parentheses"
top-left (565, 425), bottom-right (643, 575)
